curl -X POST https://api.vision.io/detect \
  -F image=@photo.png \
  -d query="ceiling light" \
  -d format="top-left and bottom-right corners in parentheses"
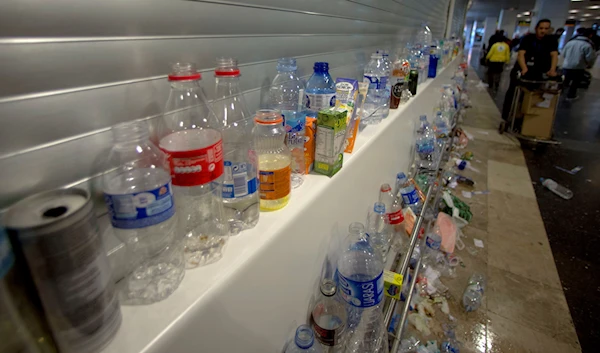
top-left (571, 0), bottom-right (583, 2)
top-left (568, 16), bottom-right (576, 19)
top-left (523, 11), bottom-right (531, 15)
top-left (588, 6), bottom-right (600, 10)
top-left (579, 18), bottom-right (586, 21)
top-left (517, 14), bottom-right (523, 17)
top-left (583, 13), bottom-right (592, 16)
top-left (569, 10), bottom-right (579, 13)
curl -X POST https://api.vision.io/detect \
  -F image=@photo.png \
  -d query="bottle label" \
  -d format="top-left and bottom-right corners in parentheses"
top-left (306, 93), bottom-right (336, 111)
top-left (426, 234), bottom-right (441, 250)
top-left (162, 140), bottom-right (224, 187)
top-left (416, 141), bottom-right (435, 154)
top-left (401, 188), bottom-right (420, 205)
top-left (386, 209), bottom-right (404, 225)
top-left (0, 229), bottom-right (15, 279)
top-left (259, 165), bottom-right (291, 200)
top-left (338, 271), bottom-right (384, 308)
top-left (310, 306), bottom-right (344, 347)
top-left (104, 182), bottom-right (175, 229)
top-left (363, 75), bottom-right (388, 90)
top-left (391, 78), bottom-right (406, 99)
top-left (222, 161), bottom-right (257, 199)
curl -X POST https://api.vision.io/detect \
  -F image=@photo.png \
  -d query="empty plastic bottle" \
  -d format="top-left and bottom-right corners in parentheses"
top-left (416, 122), bottom-right (436, 168)
top-left (462, 273), bottom-right (486, 312)
top-left (428, 44), bottom-right (439, 78)
top-left (268, 58), bottom-right (306, 188)
top-left (540, 178), bottom-right (573, 200)
top-left (102, 120), bottom-right (185, 304)
top-left (363, 53), bottom-right (389, 124)
top-left (157, 62), bottom-right (227, 269)
top-left (416, 115), bottom-right (429, 135)
top-left (214, 57), bottom-right (259, 234)
top-left (305, 62), bottom-right (336, 114)
top-left (337, 223), bottom-right (388, 353)
top-left (395, 173), bottom-right (422, 214)
top-left (310, 280), bottom-right (347, 351)
top-left (379, 183), bottom-right (404, 226)
top-left (379, 50), bottom-right (392, 118)
top-left (367, 202), bottom-right (391, 262)
top-left (286, 325), bottom-right (323, 353)
top-left (433, 111), bottom-right (450, 137)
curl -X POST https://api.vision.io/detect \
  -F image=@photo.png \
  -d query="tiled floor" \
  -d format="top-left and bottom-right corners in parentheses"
top-left (402, 72), bottom-right (581, 352)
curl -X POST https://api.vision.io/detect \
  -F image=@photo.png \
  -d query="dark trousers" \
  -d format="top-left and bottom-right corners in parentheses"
top-left (563, 69), bottom-right (585, 98)
top-left (486, 62), bottom-right (504, 90)
top-left (502, 69), bottom-right (520, 121)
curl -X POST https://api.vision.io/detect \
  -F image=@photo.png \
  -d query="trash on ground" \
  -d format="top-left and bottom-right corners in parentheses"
top-left (460, 151), bottom-right (473, 160)
top-left (463, 273), bottom-right (486, 312)
top-left (476, 130), bottom-right (489, 135)
top-left (555, 165), bottom-right (583, 175)
top-left (473, 239), bottom-right (484, 248)
top-left (461, 191), bottom-right (472, 199)
top-left (408, 312), bottom-right (432, 336)
top-left (540, 178), bottom-right (574, 200)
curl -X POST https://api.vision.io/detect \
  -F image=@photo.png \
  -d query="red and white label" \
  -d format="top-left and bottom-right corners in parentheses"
top-left (386, 209), bottom-right (405, 225)
top-left (162, 140), bottom-right (224, 186)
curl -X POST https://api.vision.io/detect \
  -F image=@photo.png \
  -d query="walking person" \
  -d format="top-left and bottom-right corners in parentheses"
top-left (502, 19), bottom-right (559, 120)
top-left (561, 28), bottom-right (597, 101)
top-left (486, 39), bottom-right (511, 92)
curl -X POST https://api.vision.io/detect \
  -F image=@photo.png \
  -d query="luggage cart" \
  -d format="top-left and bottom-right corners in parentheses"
top-left (499, 75), bottom-right (562, 145)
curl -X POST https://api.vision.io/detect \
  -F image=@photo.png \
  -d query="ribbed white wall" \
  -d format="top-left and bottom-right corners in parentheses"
top-left (0, 0), bottom-right (459, 210)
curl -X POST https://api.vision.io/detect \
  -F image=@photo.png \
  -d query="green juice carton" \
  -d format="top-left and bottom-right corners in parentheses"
top-left (314, 108), bottom-right (347, 177)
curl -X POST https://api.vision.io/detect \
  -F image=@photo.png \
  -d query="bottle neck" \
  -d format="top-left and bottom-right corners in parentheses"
top-left (169, 79), bottom-right (202, 91)
top-left (215, 75), bottom-right (242, 98)
top-left (112, 121), bottom-right (150, 146)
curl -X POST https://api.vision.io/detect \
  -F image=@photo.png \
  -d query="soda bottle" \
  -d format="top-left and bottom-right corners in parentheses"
top-left (157, 62), bottom-right (227, 268)
top-left (390, 51), bottom-right (411, 109)
top-left (305, 62), bottom-right (336, 115)
top-left (213, 58), bottom-right (260, 234)
top-left (268, 58), bottom-right (307, 188)
top-left (337, 223), bottom-right (388, 353)
top-left (310, 280), bottom-right (347, 352)
top-left (102, 120), bottom-right (185, 302)
top-left (253, 110), bottom-right (292, 211)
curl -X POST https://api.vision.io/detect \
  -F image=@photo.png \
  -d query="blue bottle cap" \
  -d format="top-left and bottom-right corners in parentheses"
top-left (313, 62), bottom-right (329, 72)
top-left (374, 202), bottom-right (386, 214)
top-left (397, 172), bottom-right (407, 180)
top-left (294, 325), bottom-right (314, 349)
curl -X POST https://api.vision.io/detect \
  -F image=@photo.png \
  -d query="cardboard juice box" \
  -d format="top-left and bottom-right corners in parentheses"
top-left (314, 109), bottom-right (347, 177)
top-left (304, 117), bottom-right (316, 174)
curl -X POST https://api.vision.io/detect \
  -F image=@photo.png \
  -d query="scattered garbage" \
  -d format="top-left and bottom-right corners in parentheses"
top-left (473, 239), bottom-right (484, 248)
top-left (460, 151), bottom-right (473, 161)
top-left (441, 191), bottom-right (473, 222)
top-left (540, 178), bottom-right (573, 200)
top-left (454, 158), bottom-right (480, 173)
top-left (555, 165), bottom-right (583, 175)
top-left (463, 273), bottom-right (486, 312)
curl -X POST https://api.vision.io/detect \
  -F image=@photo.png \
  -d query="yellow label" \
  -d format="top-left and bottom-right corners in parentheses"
top-left (384, 270), bottom-right (404, 300)
top-left (259, 165), bottom-right (291, 201)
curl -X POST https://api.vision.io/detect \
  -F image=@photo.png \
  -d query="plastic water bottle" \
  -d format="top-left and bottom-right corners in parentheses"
top-left (463, 273), bottom-right (486, 312)
top-left (157, 62), bottom-right (227, 269)
top-left (395, 172), bottom-right (422, 214)
top-left (379, 183), bottom-right (404, 226)
top-left (337, 223), bottom-right (388, 353)
top-left (367, 202), bottom-right (391, 262)
top-left (416, 122), bottom-right (436, 168)
top-left (433, 111), bottom-right (450, 137)
top-left (540, 178), bottom-right (573, 200)
top-left (214, 58), bottom-right (259, 234)
top-left (286, 325), bottom-right (323, 353)
top-left (416, 115), bottom-right (429, 135)
top-left (102, 120), bottom-right (185, 304)
top-left (305, 62), bottom-right (336, 115)
top-left (428, 45), bottom-right (439, 78)
top-left (379, 50), bottom-right (392, 118)
top-left (268, 58), bottom-right (307, 188)
top-left (363, 53), bottom-right (388, 124)
top-left (310, 280), bottom-right (347, 351)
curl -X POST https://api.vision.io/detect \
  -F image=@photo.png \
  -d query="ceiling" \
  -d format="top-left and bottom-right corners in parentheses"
top-left (466, 0), bottom-right (600, 23)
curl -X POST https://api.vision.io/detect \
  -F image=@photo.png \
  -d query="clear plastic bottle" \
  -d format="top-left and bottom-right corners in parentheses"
top-left (379, 50), bottom-right (392, 118)
top-left (253, 110), bottom-right (292, 211)
top-left (286, 325), bottom-right (323, 353)
top-left (363, 53), bottom-right (388, 124)
top-left (433, 111), bottom-right (450, 137)
top-left (268, 58), bottom-right (307, 188)
top-left (366, 202), bottom-right (391, 262)
top-left (463, 273), bottom-right (486, 312)
top-left (102, 120), bottom-right (185, 303)
top-left (310, 280), bottom-right (347, 352)
top-left (305, 62), bottom-right (336, 115)
top-left (395, 172), bottom-right (422, 214)
top-left (157, 62), bottom-right (227, 268)
top-left (540, 178), bottom-right (574, 200)
top-left (416, 115), bottom-right (429, 135)
top-left (213, 57), bottom-right (260, 235)
top-left (416, 122), bottom-right (436, 169)
top-left (337, 223), bottom-right (388, 353)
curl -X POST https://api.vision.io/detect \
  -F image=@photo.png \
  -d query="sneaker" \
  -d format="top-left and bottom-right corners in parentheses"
top-left (566, 96), bottom-right (579, 101)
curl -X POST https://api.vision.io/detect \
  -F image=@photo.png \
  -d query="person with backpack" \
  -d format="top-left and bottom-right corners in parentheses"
top-left (486, 39), bottom-right (511, 92)
top-left (561, 28), bottom-right (597, 100)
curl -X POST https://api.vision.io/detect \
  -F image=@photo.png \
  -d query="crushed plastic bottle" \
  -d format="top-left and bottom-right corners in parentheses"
top-left (157, 62), bottom-right (227, 268)
top-left (540, 178), bottom-right (573, 200)
top-left (286, 325), bottom-right (323, 353)
top-left (214, 57), bottom-right (260, 234)
top-left (338, 223), bottom-right (388, 353)
top-left (462, 273), bottom-right (486, 312)
top-left (102, 120), bottom-right (184, 304)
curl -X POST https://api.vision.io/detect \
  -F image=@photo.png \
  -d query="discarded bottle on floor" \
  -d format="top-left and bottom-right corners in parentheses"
top-left (253, 110), bottom-right (292, 211)
top-left (157, 62), bottom-right (227, 268)
top-left (306, 62), bottom-right (336, 115)
top-left (363, 53), bottom-right (389, 124)
top-left (540, 178), bottom-right (573, 200)
top-left (310, 279), bottom-right (347, 352)
top-left (463, 273), bottom-right (486, 312)
top-left (337, 223), bottom-right (388, 353)
top-left (286, 325), bottom-right (323, 353)
top-left (415, 121), bottom-right (436, 169)
top-left (367, 202), bottom-right (391, 262)
top-left (396, 172), bottom-right (422, 214)
top-left (433, 111), bottom-right (450, 137)
top-left (102, 120), bottom-right (185, 304)
top-left (214, 57), bottom-right (260, 234)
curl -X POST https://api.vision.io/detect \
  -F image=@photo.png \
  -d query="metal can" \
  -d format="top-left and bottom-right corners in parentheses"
top-left (4, 189), bottom-right (121, 353)
top-left (408, 69), bottom-right (419, 96)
